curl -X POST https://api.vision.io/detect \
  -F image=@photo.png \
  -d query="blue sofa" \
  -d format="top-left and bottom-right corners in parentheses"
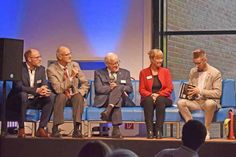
top-left (1, 79), bottom-right (235, 138)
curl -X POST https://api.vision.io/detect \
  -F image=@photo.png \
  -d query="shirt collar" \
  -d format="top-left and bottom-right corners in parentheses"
top-left (26, 63), bottom-right (36, 71)
top-left (58, 62), bottom-right (67, 70)
top-left (107, 68), bottom-right (119, 74)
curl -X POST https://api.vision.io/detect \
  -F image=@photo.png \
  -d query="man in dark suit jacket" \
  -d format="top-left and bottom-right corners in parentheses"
top-left (6, 49), bottom-right (53, 138)
top-left (94, 53), bottom-right (133, 138)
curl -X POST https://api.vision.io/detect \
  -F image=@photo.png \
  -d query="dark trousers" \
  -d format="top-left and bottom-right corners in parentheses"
top-left (141, 96), bottom-right (172, 129)
top-left (7, 92), bottom-right (53, 128)
top-left (53, 93), bottom-right (84, 127)
top-left (104, 86), bottom-right (124, 126)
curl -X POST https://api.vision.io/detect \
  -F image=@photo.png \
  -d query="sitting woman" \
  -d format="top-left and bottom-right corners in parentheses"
top-left (139, 49), bottom-right (173, 139)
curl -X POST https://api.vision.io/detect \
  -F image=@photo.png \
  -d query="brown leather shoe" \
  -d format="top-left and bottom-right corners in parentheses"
top-left (18, 128), bottom-right (26, 138)
top-left (36, 128), bottom-right (49, 138)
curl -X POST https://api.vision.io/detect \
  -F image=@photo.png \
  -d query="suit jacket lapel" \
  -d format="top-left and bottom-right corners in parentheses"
top-left (104, 68), bottom-right (110, 82)
top-left (116, 70), bottom-right (122, 83)
top-left (55, 62), bottom-right (64, 79)
top-left (23, 63), bottom-right (30, 86)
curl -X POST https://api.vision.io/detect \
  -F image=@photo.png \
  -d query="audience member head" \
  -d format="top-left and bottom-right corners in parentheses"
top-left (107, 149), bottom-right (139, 157)
top-left (148, 49), bottom-right (164, 68)
top-left (182, 120), bottom-right (207, 151)
top-left (78, 140), bottom-right (112, 157)
top-left (56, 46), bottom-right (72, 66)
top-left (24, 49), bottom-right (42, 68)
top-left (104, 52), bottom-right (120, 72)
top-left (192, 49), bottom-right (207, 72)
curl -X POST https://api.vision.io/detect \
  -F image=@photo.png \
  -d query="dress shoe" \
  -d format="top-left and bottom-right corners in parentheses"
top-left (100, 110), bottom-right (109, 121)
top-left (36, 128), bottom-right (49, 138)
top-left (100, 104), bottom-right (113, 121)
top-left (18, 128), bottom-right (26, 138)
top-left (111, 126), bottom-right (122, 138)
top-left (147, 131), bottom-right (154, 139)
top-left (51, 125), bottom-right (61, 138)
top-left (72, 129), bottom-right (83, 138)
top-left (155, 129), bottom-right (162, 139)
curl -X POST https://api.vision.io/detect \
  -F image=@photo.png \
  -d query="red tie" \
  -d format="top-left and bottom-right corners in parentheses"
top-left (63, 67), bottom-right (71, 99)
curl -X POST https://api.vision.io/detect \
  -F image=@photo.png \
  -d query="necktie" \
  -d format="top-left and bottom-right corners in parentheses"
top-left (63, 67), bottom-right (71, 99)
top-left (110, 72), bottom-right (116, 83)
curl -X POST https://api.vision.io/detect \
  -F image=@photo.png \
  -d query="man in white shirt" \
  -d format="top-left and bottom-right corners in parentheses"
top-left (6, 49), bottom-right (53, 138)
top-left (154, 120), bottom-right (207, 157)
top-left (177, 49), bottom-right (222, 140)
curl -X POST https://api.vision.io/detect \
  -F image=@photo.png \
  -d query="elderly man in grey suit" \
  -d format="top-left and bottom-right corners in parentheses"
top-left (177, 49), bottom-right (222, 140)
top-left (47, 46), bottom-right (89, 138)
top-left (94, 53), bottom-right (133, 138)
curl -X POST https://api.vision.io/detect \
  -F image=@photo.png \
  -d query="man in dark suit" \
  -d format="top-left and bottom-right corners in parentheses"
top-left (6, 49), bottom-right (53, 138)
top-left (47, 46), bottom-right (89, 138)
top-left (94, 53), bottom-right (133, 138)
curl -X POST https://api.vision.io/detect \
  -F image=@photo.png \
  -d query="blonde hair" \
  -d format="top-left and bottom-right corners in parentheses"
top-left (148, 49), bottom-right (163, 60)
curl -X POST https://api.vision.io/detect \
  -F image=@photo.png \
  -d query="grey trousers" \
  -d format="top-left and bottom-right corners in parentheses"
top-left (106, 86), bottom-right (124, 126)
top-left (53, 93), bottom-right (84, 126)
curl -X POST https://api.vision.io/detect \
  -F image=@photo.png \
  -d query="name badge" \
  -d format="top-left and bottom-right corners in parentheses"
top-left (37, 80), bottom-right (42, 84)
top-left (121, 80), bottom-right (126, 84)
top-left (146, 75), bottom-right (152, 80)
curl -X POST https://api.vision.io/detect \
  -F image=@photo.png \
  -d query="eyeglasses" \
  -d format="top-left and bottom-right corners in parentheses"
top-left (30, 56), bottom-right (41, 59)
top-left (108, 61), bottom-right (120, 66)
top-left (194, 59), bottom-right (205, 65)
top-left (62, 52), bottom-right (72, 56)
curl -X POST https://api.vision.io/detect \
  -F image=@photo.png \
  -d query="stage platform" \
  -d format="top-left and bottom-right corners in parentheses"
top-left (1, 136), bottom-right (236, 157)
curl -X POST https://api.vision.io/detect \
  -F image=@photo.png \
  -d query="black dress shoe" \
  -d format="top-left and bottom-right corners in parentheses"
top-left (147, 131), bottom-right (154, 139)
top-left (72, 129), bottom-right (83, 138)
top-left (51, 126), bottom-right (61, 138)
top-left (100, 110), bottom-right (109, 121)
top-left (156, 129), bottom-right (162, 139)
top-left (111, 126), bottom-right (122, 138)
top-left (100, 105), bottom-right (113, 121)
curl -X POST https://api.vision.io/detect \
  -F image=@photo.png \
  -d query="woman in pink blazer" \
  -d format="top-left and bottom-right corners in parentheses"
top-left (139, 49), bottom-right (173, 139)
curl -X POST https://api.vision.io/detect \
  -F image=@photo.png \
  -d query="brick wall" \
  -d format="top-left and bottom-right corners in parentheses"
top-left (166, 0), bottom-right (236, 80)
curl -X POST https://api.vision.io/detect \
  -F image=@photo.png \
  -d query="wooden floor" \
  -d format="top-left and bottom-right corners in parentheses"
top-left (1, 135), bottom-right (236, 157)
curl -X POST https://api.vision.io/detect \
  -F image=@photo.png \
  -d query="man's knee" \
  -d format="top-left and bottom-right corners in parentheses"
top-left (203, 99), bottom-right (217, 111)
top-left (177, 99), bottom-right (188, 108)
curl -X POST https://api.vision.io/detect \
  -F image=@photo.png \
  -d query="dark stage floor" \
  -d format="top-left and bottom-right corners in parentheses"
top-left (1, 136), bottom-right (236, 157)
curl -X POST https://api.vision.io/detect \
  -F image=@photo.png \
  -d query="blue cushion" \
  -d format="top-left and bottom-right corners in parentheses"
top-left (221, 79), bottom-right (236, 107)
top-left (171, 80), bottom-right (183, 105)
top-left (214, 108), bottom-right (231, 122)
top-left (191, 110), bottom-right (205, 123)
top-left (26, 109), bottom-right (40, 122)
top-left (165, 106), bottom-right (181, 121)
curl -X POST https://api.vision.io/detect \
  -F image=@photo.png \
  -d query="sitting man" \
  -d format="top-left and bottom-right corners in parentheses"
top-left (93, 52), bottom-right (133, 138)
top-left (6, 49), bottom-right (53, 138)
top-left (47, 46), bottom-right (89, 138)
top-left (154, 120), bottom-right (207, 157)
top-left (177, 49), bottom-right (222, 140)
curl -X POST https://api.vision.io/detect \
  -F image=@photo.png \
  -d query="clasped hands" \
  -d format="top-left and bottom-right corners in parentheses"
top-left (187, 86), bottom-right (200, 97)
top-left (109, 82), bottom-right (117, 90)
top-left (151, 93), bottom-right (159, 102)
top-left (36, 85), bottom-right (51, 97)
